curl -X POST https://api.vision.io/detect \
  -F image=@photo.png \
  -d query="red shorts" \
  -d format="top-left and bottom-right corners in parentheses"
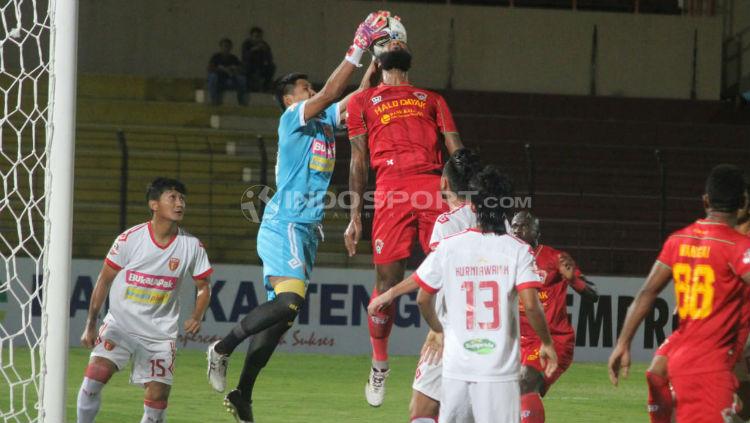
top-left (371, 175), bottom-right (447, 265)
top-left (654, 331), bottom-right (681, 357)
top-left (521, 333), bottom-right (575, 394)
top-left (671, 370), bottom-right (737, 423)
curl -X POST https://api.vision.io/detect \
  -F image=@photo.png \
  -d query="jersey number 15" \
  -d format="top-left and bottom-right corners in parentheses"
top-left (461, 280), bottom-right (500, 330)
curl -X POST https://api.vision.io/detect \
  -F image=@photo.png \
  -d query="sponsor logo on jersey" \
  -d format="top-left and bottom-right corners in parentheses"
top-left (169, 257), bottom-right (180, 271)
top-left (375, 239), bottom-right (385, 254)
top-left (380, 114), bottom-right (391, 125)
top-left (437, 214), bottom-right (449, 224)
top-left (103, 340), bottom-right (116, 351)
top-left (413, 91), bottom-right (427, 101)
top-left (371, 95), bottom-right (382, 105)
top-left (463, 338), bottom-right (496, 355)
top-left (743, 249), bottom-right (750, 264)
top-left (310, 138), bottom-right (335, 172)
top-left (126, 271), bottom-right (177, 291)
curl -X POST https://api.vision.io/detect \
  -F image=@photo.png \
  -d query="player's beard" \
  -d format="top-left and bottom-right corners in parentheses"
top-left (378, 49), bottom-right (412, 72)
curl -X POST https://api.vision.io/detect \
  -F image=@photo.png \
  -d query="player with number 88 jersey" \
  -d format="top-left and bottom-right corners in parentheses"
top-left (609, 164), bottom-right (750, 423)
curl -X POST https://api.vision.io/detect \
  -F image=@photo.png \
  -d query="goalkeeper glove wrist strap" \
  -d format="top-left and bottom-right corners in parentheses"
top-left (345, 45), bottom-right (365, 67)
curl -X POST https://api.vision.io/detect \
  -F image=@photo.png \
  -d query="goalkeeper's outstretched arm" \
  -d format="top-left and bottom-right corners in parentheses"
top-left (80, 263), bottom-right (119, 348)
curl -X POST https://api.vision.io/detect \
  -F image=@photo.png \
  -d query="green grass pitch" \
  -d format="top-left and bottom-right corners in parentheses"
top-left (3, 348), bottom-right (649, 422)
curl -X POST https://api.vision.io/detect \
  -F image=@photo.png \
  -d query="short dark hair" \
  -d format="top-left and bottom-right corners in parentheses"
top-left (444, 148), bottom-right (481, 196)
top-left (705, 164), bottom-right (746, 212)
top-left (250, 26), bottom-right (263, 35)
top-left (146, 177), bottom-right (187, 205)
top-left (274, 72), bottom-right (307, 110)
top-left (469, 166), bottom-right (514, 235)
top-left (219, 38), bottom-right (232, 47)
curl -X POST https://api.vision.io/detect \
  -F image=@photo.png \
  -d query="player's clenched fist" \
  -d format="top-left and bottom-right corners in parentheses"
top-left (184, 317), bottom-right (202, 335)
top-left (80, 325), bottom-right (98, 349)
top-left (538, 342), bottom-right (559, 378)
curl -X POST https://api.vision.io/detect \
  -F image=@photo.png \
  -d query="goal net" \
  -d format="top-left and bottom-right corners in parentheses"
top-left (1, 0), bottom-right (77, 422)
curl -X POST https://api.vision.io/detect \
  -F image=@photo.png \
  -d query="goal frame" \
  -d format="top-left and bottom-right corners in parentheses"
top-left (40, 0), bottom-right (79, 421)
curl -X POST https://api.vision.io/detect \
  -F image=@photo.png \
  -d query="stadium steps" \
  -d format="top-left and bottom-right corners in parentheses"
top-left (3, 73), bottom-right (377, 268)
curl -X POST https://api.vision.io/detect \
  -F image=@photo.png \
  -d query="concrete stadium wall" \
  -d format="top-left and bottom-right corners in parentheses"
top-left (76, 0), bottom-right (722, 99)
top-left (723, 0), bottom-right (750, 95)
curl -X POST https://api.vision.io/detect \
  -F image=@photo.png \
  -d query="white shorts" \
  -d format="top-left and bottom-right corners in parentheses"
top-left (733, 338), bottom-right (750, 383)
top-left (439, 377), bottom-right (520, 423)
top-left (91, 320), bottom-right (176, 386)
top-left (413, 355), bottom-right (442, 401)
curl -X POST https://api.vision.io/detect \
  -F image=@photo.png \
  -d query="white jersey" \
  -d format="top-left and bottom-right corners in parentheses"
top-left (104, 222), bottom-right (213, 342)
top-left (428, 204), bottom-right (477, 251)
top-left (415, 229), bottom-right (542, 383)
top-left (428, 204), bottom-right (478, 321)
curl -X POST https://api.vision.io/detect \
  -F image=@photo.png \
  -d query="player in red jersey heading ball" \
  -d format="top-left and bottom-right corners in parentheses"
top-left (510, 211), bottom-right (599, 423)
top-left (343, 15), bottom-right (464, 406)
top-left (609, 164), bottom-right (750, 423)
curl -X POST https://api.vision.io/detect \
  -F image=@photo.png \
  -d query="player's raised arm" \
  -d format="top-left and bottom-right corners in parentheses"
top-left (519, 287), bottom-right (558, 377)
top-left (435, 95), bottom-right (463, 154)
top-left (608, 261), bottom-right (672, 386)
top-left (303, 12), bottom-right (388, 122)
top-left (338, 57), bottom-right (381, 119)
top-left (184, 277), bottom-right (211, 335)
top-left (81, 263), bottom-right (119, 348)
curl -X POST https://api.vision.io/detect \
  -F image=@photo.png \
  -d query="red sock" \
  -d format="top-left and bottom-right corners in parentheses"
top-left (521, 393), bottom-right (545, 423)
top-left (646, 371), bottom-right (673, 423)
top-left (368, 289), bottom-right (396, 363)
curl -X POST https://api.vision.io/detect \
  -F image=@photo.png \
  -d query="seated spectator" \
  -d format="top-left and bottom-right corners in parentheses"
top-left (242, 27), bottom-right (276, 92)
top-left (207, 38), bottom-right (248, 106)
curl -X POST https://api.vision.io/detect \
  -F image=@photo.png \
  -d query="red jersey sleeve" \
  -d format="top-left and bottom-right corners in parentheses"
top-left (346, 91), bottom-right (367, 139)
top-left (435, 94), bottom-right (457, 134)
top-left (656, 236), bottom-right (678, 268)
top-left (732, 238), bottom-right (750, 278)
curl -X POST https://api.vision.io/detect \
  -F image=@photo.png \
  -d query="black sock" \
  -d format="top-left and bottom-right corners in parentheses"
top-left (237, 319), bottom-right (291, 403)
top-left (216, 292), bottom-right (303, 355)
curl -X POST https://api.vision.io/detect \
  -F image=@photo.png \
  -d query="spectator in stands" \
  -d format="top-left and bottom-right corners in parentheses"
top-left (242, 27), bottom-right (276, 92)
top-left (207, 38), bottom-right (248, 106)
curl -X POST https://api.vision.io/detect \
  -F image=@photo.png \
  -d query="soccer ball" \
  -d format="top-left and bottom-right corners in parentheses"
top-left (372, 16), bottom-right (407, 57)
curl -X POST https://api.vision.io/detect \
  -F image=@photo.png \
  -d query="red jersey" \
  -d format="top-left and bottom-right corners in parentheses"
top-left (346, 84), bottom-right (457, 182)
top-left (519, 244), bottom-right (587, 338)
top-left (657, 219), bottom-right (750, 376)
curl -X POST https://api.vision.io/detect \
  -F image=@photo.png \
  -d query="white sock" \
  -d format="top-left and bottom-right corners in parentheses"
top-left (372, 360), bottom-right (389, 370)
top-left (411, 418), bottom-right (438, 423)
top-left (141, 401), bottom-right (167, 423)
top-left (76, 377), bottom-right (104, 423)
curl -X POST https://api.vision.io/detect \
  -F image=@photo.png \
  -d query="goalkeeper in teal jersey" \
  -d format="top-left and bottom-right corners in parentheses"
top-left (206, 11), bottom-right (391, 423)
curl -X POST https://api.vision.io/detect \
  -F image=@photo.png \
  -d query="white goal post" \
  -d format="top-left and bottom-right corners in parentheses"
top-left (0, 0), bottom-right (78, 421)
top-left (41, 0), bottom-right (78, 421)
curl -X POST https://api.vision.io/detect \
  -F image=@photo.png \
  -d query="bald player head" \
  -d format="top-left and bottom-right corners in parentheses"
top-left (511, 211), bottom-right (540, 248)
